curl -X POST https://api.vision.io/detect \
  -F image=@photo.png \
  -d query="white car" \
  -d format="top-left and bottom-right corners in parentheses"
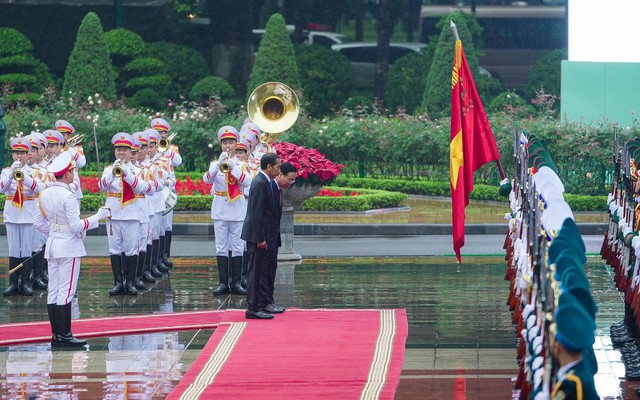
top-left (331, 42), bottom-right (426, 88)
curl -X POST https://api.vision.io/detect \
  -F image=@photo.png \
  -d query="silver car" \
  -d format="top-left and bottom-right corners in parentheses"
top-left (331, 42), bottom-right (426, 88)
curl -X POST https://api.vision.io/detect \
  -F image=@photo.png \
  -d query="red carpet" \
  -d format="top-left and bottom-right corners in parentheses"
top-left (0, 310), bottom-right (223, 346)
top-left (167, 308), bottom-right (408, 400)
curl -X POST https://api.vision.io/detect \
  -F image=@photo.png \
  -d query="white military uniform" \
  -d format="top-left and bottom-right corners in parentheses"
top-left (55, 120), bottom-right (85, 203)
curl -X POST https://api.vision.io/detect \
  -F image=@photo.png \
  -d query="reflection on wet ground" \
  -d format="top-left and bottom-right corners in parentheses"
top-left (44, 196), bottom-right (605, 225)
top-left (0, 257), bottom-right (630, 398)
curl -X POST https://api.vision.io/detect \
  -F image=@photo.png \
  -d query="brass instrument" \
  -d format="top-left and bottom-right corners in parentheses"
top-left (63, 133), bottom-right (84, 151)
top-left (247, 82), bottom-right (299, 145)
top-left (113, 159), bottom-right (123, 177)
top-left (158, 132), bottom-right (177, 153)
top-left (218, 152), bottom-right (231, 173)
top-left (13, 168), bottom-right (24, 182)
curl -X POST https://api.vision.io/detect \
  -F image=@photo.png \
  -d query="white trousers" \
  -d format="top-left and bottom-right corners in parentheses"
top-left (213, 220), bottom-right (244, 257)
top-left (32, 229), bottom-right (47, 251)
top-left (6, 222), bottom-right (33, 258)
top-left (47, 257), bottom-right (80, 305)
top-left (107, 220), bottom-right (139, 256)
top-left (152, 212), bottom-right (163, 240)
top-left (139, 222), bottom-right (150, 250)
top-left (163, 210), bottom-right (173, 232)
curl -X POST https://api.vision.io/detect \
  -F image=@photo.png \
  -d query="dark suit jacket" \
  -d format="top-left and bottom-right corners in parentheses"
top-left (241, 171), bottom-right (277, 245)
top-left (266, 180), bottom-right (282, 250)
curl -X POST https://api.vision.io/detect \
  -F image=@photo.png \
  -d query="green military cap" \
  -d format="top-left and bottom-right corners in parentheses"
top-left (560, 266), bottom-right (591, 293)
top-left (554, 248), bottom-right (584, 281)
top-left (561, 281), bottom-right (597, 319)
top-left (499, 179), bottom-right (512, 198)
top-left (557, 218), bottom-right (586, 254)
top-left (548, 237), bottom-right (587, 265)
top-left (553, 294), bottom-right (596, 351)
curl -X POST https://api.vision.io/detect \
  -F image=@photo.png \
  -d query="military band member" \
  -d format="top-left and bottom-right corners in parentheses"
top-left (43, 130), bottom-right (65, 164)
top-left (151, 117), bottom-right (180, 268)
top-left (99, 133), bottom-right (151, 296)
top-left (133, 131), bottom-right (160, 287)
top-left (26, 134), bottom-right (48, 290)
top-left (35, 132), bottom-right (53, 284)
top-left (34, 151), bottom-right (110, 347)
top-left (55, 120), bottom-right (85, 205)
top-left (204, 126), bottom-right (252, 295)
top-left (1, 137), bottom-right (44, 296)
top-left (145, 129), bottom-right (170, 277)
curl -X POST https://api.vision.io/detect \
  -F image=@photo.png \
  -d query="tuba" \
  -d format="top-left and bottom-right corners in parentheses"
top-left (247, 82), bottom-right (299, 145)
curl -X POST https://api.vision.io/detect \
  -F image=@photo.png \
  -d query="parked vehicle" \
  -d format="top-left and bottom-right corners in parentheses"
top-left (331, 42), bottom-right (426, 88)
top-left (252, 27), bottom-right (353, 50)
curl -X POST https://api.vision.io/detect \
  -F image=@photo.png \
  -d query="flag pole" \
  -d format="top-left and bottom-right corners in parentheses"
top-left (450, 21), bottom-right (506, 181)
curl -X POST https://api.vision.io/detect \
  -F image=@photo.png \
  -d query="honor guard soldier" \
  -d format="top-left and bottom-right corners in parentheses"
top-left (34, 151), bottom-right (110, 347)
top-left (99, 133), bottom-right (152, 296)
top-left (35, 132), bottom-right (54, 285)
top-left (145, 129), bottom-right (170, 277)
top-left (151, 117), bottom-right (180, 267)
top-left (55, 120), bottom-right (85, 205)
top-left (204, 126), bottom-right (252, 295)
top-left (1, 137), bottom-right (44, 296)
top-left (550, 295), bottom-right (599, 400)
top-left (26, 134), bottom-right (49, 290)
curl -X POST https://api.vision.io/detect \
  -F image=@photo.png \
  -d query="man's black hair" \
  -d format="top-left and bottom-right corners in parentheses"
top-left (260, 152), bottom-right (280, 170)
top-left (280, 162), bottom-right (297, 175)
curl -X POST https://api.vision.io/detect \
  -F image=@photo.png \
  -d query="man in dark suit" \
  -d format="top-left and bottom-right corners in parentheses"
top-left (241, 153), bottom-right (281, 319)
top-left (263, 162), bottom-right (298, 314)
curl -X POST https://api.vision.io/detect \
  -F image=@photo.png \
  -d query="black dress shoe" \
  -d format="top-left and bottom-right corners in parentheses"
top-left (263, 304), bottom-right (285, 314)
top-left (627, 369), bottom-right (640, 381)
top-left (245, 310), bottom-right (274, 319)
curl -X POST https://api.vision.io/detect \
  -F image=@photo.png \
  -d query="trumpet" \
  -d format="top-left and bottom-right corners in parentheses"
top-left (113, 159), bottom-right (123, 177)
top-left (158, 132), bottom-right (177, 153)
top-left (63, 133), bottom-right (84, 151)
top-left (13, 168), bottom-right (24, 181)
top-left (217, 152), bottom-right (231, 173)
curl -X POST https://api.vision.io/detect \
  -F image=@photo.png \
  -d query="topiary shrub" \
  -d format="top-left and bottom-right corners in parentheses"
top-left (146, 41), bottom-right (209, 97)
top-left (342, 95), bottom-right (373, 112)
top-left (295, 44), bottom-right (353, 118)
top-left (125, 75), bottom-right (173, 95)
top-left (122, 57), bottom-right (168, 78)
top-left (62, 12), bottom-right (116, 102)
top-left (488, 91), bottom-right (528, 114)
top-left (0, 28), bottom-right (33, 56)
top-left (125, 88), bottom-right (165, 110)
top-left (385, 52), bottom-right (428, 114)
top-left (525, 48), bottom-right (567, 102)
top-left (0, 28), bottom-right (50, 105)
top-left (121, 57), bottom-right (170, 98)
top-left (247, 13), bottom-right (300, 97)
top-left (422, 11), bottom-right (481, 116)
top-left (189, 76), bottom-right (235, 101)
top-left (104, 28), bottom-right (146, 68)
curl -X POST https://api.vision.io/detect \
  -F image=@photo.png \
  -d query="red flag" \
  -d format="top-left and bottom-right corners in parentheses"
top-left (450, 39), bottom-right (500, 263)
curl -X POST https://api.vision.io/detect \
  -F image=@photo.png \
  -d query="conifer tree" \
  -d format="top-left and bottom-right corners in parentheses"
top-left (422, 12), bottom-right (480, 116)
top-left (247, 13), bottom-right (300, 97)
top-left (63, 12), bottom-right (116, 102)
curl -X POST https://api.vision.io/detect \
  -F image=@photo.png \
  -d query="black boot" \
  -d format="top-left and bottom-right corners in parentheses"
top-left (3, 257), bottom-right (20, 296)
top-left (158, 235), bottom-right (170, 269)
top-left (109, 254), bottom-right (125, 296)
top-left (47, 303), bottom-right (57, 343)
top-left (52, 303), bottom-right (86, 348)
top-left (147, 243), bottom-right (162, 278)
top-left (230, 256), bottom-right (247, 295)
top-left (213, 256), bottom-right (230, 295)
top-left (153, 239), bottom-right (169, 273)
top-left (241, 250), bottom-right (249, 288)
top-left (32, 250), bottom-right (47, 290)
top-left (142, 248), bottom-right (156, 283)
top-left (164, 230), bottom-right (174, 267)
top-left (124, 255), bottom-right (139, 296)
top-left (135, 252), bottom-right (146, 289)
top-left (19, 257), bottom-right (33, 296)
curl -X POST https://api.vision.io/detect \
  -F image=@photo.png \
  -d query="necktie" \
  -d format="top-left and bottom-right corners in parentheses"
top-left (270, 180), bottom-right (280, 207)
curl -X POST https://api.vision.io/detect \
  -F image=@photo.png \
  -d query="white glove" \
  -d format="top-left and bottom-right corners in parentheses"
top-left (113, 159), bottom-right (122, 168)
top-left (10, 161), bottom-right (21, 171)
top-left (218, 152), bottom-right (229, 163)
top-left (96, 207), bottom-right (111, 221)
top-left (208, 161), bottom-right (219, 174)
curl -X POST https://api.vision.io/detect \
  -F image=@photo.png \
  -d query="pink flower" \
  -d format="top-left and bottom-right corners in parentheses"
top-left (274, 142), bottom-right (344, 185)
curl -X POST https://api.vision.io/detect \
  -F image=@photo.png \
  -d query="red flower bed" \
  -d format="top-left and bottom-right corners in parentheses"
top-left (317, 188), bottom-right (361, 197)
top-left (274, 142), bottom-right (344, 184)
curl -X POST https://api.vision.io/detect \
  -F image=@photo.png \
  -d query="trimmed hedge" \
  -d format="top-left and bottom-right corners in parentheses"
top-left (300, 187), bottom-right (407, 212)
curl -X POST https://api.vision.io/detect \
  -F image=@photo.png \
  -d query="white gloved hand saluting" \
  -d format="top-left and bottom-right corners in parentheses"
top-left (96, 207), bottom-right (111, 221)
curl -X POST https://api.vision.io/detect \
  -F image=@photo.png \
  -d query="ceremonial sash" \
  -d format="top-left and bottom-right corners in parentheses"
top-left (226, 173), bottom-right (241, 203)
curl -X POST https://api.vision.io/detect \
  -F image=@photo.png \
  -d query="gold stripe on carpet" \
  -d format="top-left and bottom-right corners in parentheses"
top-left (178, 322), bottom-right (247, 400)
top-left (360, 309), bottom-right (396, 400)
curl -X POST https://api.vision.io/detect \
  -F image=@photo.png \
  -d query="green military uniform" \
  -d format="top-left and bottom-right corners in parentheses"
top-left (551, 359), bottom-right (599, 400)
